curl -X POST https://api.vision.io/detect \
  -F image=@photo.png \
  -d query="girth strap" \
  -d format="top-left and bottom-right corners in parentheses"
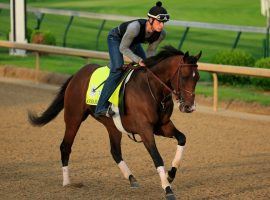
top-left (128, 133), bottom-right (142, 143)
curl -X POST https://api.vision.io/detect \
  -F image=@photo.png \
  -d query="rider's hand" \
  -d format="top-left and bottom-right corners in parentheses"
top-left (138, 60), bottom-right (146, 67)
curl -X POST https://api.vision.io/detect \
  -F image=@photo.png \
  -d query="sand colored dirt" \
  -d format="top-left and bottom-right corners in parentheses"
top-left (0, 79), bottom-right (270, 200)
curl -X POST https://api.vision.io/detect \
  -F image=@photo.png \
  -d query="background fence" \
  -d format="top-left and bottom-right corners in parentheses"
top-left (0, 3), bottom-right (269, 56)
top-left (0, 40), bottom-right (269, 111)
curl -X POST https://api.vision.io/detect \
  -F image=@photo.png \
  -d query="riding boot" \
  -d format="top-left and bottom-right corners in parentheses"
top-left (95, 71), bottom-right (122, 117)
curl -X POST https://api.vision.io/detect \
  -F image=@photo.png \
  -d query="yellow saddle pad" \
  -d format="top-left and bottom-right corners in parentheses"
top-left (85, 66), bottom-right (126, 106)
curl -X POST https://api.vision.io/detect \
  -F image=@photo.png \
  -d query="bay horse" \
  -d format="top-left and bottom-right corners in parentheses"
top-left (28, 46), bottom-right (201, 200)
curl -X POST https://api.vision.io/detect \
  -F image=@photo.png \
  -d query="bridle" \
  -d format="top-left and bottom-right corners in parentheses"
top-left (171, 63), bottom-right (198, 100)
top-left (146, 62), bottom-right (198, 102)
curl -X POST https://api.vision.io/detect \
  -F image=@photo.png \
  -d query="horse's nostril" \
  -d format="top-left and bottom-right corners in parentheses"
top-left (184, 105), bottom-right (190, 110)
top-left (184, 105), bottom-right (194, 113)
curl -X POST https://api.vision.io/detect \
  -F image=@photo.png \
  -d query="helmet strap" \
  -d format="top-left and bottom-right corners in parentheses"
top-left (150, 18), bottom-right (155, 25)
top-left (148, 18), bottom-right (155, 32)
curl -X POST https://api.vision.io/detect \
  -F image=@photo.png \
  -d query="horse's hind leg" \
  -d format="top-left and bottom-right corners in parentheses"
top-left (157, 121), bottom-right (186, 183)
top-left (107, 127), bottom-right (139, 188)
top-left (60, 117), bottom-right (82, 186)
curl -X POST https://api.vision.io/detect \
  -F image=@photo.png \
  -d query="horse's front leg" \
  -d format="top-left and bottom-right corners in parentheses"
top-left (157, 121), bottom-right (186, 183)
top-left (140, 129), bottom-right (175, 200)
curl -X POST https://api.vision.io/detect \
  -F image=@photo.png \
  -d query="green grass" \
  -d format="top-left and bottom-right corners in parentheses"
top-left (0, 0), bottom-right (269, 106)
top-left (196, 84), bottom-right (270, 106)
top-left (23, 0), bottom-right (265, 26)
top-left (0, 0), bottom-right (267, 61)
top-left (0, 48), bottom-right (109, 74)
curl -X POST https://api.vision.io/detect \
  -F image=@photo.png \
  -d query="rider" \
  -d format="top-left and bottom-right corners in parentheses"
top-left (95, 1), bottom-right (170, 117)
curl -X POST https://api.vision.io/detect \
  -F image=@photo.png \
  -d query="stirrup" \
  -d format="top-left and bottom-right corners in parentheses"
top-left (107, 107), bottom-right (115, 117)
top-left (94, 107), bottom-right (115, 118)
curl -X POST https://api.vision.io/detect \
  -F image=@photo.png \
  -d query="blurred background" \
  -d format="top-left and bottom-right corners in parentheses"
top-left (0, 0), bottom-right (269, 110)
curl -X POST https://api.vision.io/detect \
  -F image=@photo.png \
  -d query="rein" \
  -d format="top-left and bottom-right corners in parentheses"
top-left (120, 62), bottom-right (196, 108)
top-left (145, 67), bottom-right (176, 96)
top-left (145, 63), bottom-right (197, 102)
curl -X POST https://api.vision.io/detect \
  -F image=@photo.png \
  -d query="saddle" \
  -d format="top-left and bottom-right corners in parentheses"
top-left (113, 63), bottom-right (145, 114)
top-left (121, 62), bottom-right (146, 71)
top-left (86, 64), bottom-right (141, 114)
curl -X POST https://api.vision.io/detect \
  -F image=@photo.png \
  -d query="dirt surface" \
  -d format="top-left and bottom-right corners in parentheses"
top-left (0, 79), bottom-right (270, 200)
top-left (195, 95), bottom-right (270, 116)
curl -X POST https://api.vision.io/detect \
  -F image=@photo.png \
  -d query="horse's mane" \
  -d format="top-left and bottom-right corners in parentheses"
top-left (144, 45), bottom-right (184, 67)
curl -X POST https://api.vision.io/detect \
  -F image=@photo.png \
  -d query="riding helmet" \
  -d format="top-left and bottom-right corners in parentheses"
top-left (147, 1), bottom-right (170, 22)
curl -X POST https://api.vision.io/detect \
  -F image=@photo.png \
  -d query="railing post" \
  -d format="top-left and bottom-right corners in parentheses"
top-left (178, 27), bottom-right (189, 50)
top-left (35, 52), bottom-right (40, 83)
top-left (263, 39), bottom-right (266, 58)
top-left (266, 27), bottom-right (269, 57)
top-left (63, 16), bottom-right (74, 47)
top-left (232, 31), bottom-right (242, 49)
top-left (212, 73), bottom-right (218, 111)
top-left (96, 20), bottom-right (106, 50)
top-left (85, 57), bottom-right (90, 64)
top-left (34, 12), bottom-right (45, 30)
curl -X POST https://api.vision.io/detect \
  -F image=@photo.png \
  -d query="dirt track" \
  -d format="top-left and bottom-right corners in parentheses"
top-left (0, 79), bottom-right (270, 200)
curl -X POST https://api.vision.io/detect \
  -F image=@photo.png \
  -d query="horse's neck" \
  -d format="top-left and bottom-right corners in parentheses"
top-left (151, 56), bottom-right (181, 82)
top-left (144, 56), bottom-right (181, 101)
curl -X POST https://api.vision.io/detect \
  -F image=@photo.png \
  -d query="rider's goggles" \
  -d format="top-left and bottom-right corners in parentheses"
top-left (148, 13), bottom-right (170, 22)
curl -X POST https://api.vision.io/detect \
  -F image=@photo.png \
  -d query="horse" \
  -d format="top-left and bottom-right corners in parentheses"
top-left (28, 45), bottom-right (201, 200)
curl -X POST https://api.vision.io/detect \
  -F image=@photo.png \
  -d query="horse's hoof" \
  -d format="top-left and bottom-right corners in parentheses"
top-left (63, 181), bottom-right (71, 187)
top-left (167, 167), bottom-right (176, 183)
top-left (130, 181), bottom-right (139, 188)
top-left (166, 193), bottom-right (176, 200)
top-left (71, 182), bottom-right (84, 188)
top-left (165, 186), bottom-right (176, 200)
top-left (129, 175), bottom-right (139, 188)
top-left (167, 175), bottom-right (174, 183)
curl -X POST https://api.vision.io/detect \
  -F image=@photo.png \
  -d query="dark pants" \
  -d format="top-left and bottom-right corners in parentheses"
top-left (95, 28), bottom-right (146, 113)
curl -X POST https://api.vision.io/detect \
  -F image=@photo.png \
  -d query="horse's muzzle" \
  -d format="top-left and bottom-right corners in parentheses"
top-left (179, 102), bottom-right (196, 113)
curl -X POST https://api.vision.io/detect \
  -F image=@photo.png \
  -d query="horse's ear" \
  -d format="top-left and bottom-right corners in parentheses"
top-left (184, 51), bottom-right (189, 61)
top-left (195, 51), bottom-right (202, 61)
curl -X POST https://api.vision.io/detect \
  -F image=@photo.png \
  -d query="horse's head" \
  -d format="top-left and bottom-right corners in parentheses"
top-left (143, 46), bottom-right (201, 113)
top-left (171, 51), bottom-right (202, 113)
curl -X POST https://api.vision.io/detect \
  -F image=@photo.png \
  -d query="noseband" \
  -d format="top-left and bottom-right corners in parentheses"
top-left (171, 63), bottom-right (197, 100)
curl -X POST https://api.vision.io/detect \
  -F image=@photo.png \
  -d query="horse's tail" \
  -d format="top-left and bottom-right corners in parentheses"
top-left (28, 76), bottom-right (73, 126)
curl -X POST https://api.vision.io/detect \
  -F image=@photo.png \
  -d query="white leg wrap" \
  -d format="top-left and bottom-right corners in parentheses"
top-left (157, 166), bottom-right (170, 190)
top-left (118, 161), bottom-right (132, 179)
top-left (172, 145), bottom-right (185, 168)
top-left (62, 166), bottom-right (71, 186)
